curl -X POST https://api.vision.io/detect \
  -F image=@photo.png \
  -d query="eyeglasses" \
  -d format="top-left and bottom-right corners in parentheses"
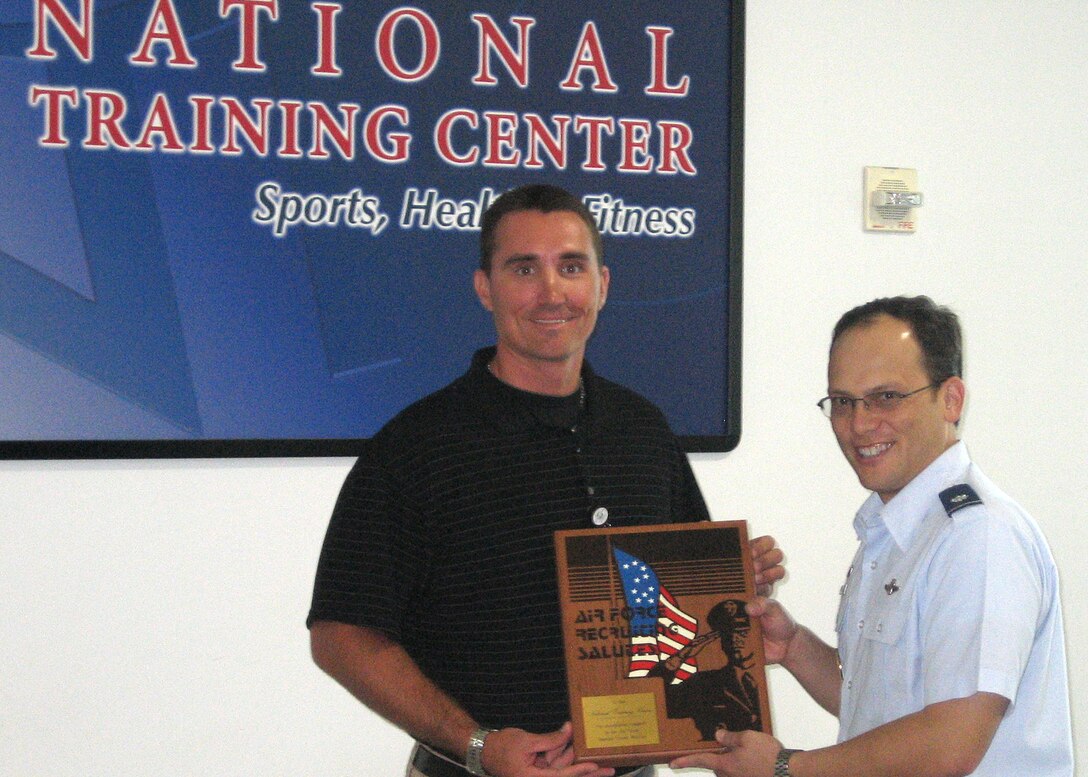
top-left (817, 383), bottom-right (940, 419)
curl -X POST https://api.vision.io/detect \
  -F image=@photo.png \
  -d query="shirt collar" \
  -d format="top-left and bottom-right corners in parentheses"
top-left (853, 441), bottom-right (971, 548)
top-left (462, 347), bottom-right (601, 433)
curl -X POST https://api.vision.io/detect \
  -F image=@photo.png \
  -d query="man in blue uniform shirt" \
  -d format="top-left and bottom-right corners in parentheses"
top-left (673, 296), bottom-right (1073, 777)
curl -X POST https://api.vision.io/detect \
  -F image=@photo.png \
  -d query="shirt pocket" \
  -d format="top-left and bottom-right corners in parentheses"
top-left (860, 596), bottom-right (908, 644)
top-left (858, 587), bottom-right (916, 703)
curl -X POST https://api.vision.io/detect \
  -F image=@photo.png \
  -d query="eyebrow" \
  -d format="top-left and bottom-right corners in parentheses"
top-left (500, 254), bottom-right (537, 267)
top-left (827, 383), bottom-right (903, 396)
top-left (499, 251), bottom-right (592, 268)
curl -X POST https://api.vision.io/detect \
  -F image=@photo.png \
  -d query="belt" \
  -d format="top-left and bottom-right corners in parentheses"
top-left (410, 744), bottom-right (646, 777)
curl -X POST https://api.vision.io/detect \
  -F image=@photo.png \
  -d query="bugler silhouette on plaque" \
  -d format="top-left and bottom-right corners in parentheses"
top-left (553, 521), bottom-right (772, 767)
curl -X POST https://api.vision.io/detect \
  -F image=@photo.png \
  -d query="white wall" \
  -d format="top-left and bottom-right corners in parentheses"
top-left (2, 2), bottom-right (1085, 774)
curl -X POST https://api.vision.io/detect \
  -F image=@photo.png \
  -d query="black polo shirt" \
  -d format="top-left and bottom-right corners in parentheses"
top-left (308, 347), bottom-right (710, 733)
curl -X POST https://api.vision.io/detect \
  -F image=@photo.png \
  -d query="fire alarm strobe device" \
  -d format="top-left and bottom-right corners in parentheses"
top-left (864, 166), bottom-right (923, 232)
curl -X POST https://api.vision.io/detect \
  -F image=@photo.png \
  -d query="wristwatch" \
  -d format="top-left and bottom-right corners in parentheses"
top-left (465, 727), bottom-right (497, 777)
top-left (774, 748), bottom-right (803, 777)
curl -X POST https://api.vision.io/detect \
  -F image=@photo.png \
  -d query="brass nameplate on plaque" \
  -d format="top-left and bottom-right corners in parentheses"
top-left (554, 521), bottom-right (772, 767)
top-left (582, 692), bottom-right (659, 749)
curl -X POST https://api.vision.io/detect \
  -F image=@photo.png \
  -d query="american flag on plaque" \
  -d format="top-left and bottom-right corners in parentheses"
top-left (613, 547), bottom-right (699, 684)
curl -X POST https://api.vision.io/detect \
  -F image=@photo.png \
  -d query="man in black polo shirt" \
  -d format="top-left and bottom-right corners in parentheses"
top-left (307, 184), bottom-right (783, 777)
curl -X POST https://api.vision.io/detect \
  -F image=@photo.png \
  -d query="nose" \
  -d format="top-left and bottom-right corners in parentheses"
top-left (538, 267), bottom-right (564, 304)
top-left (849, 400), bottom-right (881, 434)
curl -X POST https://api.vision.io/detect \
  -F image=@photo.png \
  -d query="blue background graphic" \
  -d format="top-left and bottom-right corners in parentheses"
top-left (0, 0), bottom-right (742, 456)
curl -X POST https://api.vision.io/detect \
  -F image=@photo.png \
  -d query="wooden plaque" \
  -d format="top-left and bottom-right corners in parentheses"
top-left (553, 521), bottom-right (772, 767)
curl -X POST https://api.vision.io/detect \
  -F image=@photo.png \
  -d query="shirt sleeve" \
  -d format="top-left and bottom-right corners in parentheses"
top-left (306, 441), bottom-right (429, 636)
top-left (918, 505), bottom-right (1043, 707)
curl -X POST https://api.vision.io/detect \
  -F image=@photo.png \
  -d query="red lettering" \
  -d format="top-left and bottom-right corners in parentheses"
top-left (618, 119), bottom-right (653, 173)
top-left (311, 3), bottom-right (342, 76)
top-left (309, 102), bottom-right (358, 159)
top-left (129, 0), bottom-right (197, 67)
top-left (363, 104), bottom-right (411, 162)
top-left (134, 92), bottom-right (185, 150)
top-left (481, 111), bottom-right (519, 167)
top-left (471, 14), bottom-right (534, 88)
top-left (657, 121), bottom-right (695, 174)
top-left (26, 0), bottom-right (93, 61)
top-left (220, 97), bottom-right (273, 155)
top-left (433, 109), bottom-right (478, 166)
top-left (28, 85), bottom-right (79, 146)
top-left (188, 95), bottom-right (215, 152)
top-left (84, 89), bottom-right (130, 150)
top-left (220, 0), bottom-right (278, 72)
top-left (644, 27), bottom-right (688, 97)
top-left (277, 100), bottom-right (303, 157)
top-left (559, 22), bottom-right (617, 92)
top-left (375, 8), bottom-right (440, 82)
top-left (523, 113), bottom-right (570, 170)
top-left (572, 115), bottom-right (614, 171)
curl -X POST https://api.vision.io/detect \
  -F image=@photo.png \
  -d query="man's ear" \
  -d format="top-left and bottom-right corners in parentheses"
top-left (942, 376), bottom-right (966, 424)
top-left (473, 269), bottom-right (493, 311)
top-left (597, 265), bottom-right (610, 310)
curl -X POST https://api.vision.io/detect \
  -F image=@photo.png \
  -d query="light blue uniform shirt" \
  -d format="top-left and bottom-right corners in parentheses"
top-left (835, 442), bottom-right (1073, 776)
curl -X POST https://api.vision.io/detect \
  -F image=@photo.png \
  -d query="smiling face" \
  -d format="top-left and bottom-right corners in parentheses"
top-left (828, 314), bottom-right (965, 503)
top-left (474, 209), bottom-right (609, 394)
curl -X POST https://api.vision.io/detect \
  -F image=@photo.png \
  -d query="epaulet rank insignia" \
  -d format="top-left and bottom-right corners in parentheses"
top-left (939, 484), bottom-right (983, 516)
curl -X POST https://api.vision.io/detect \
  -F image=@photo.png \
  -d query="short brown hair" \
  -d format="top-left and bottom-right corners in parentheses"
top-left (831, 295), bottom-right (963, 384)
top-left (478, 184), bottom-right (603, 273)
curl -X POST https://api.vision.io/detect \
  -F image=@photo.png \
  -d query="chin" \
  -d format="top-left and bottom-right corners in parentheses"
top-left (852, 467), bottom-right (888, 495)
